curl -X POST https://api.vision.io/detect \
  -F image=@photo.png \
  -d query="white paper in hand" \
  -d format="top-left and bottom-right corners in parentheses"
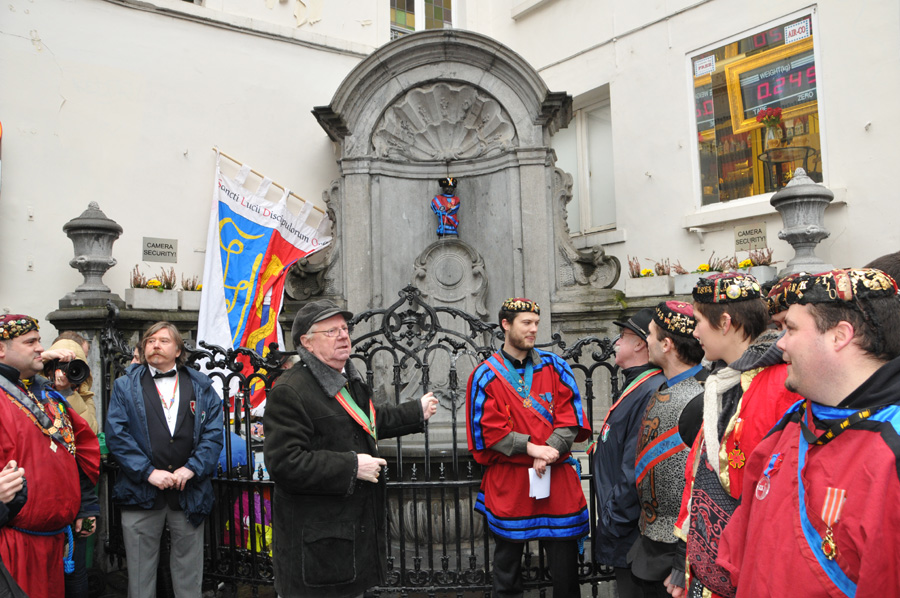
top-left (528, 466), bottom-right (551, 499)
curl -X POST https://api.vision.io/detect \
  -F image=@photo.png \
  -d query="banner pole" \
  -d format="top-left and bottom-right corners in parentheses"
top-left (212, 146), bottom-right (325, 215)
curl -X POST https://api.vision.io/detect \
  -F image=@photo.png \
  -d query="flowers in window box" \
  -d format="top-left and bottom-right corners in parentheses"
top-left (157, 267), bottom-right (177, 290)
top-left (756, 107), bottom-right (783, 128)
top-left (696, 264), bottom-right (710, 273)
top-left (146, 279), bottom-right (163, 292)
top-left (738, 258), bottom-right (753, 269)
top-left (130, 265), bottom-right (148, 289)
top-left (640, 268), bottom-right (655, 277)
top-left (181, 274), bottom-right (201, 292)
top-left (747, 247), bottom-right (778, 267)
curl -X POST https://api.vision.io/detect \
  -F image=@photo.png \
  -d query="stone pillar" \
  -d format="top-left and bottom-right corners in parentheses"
top-left (770, 168), bottom-right (834, 276)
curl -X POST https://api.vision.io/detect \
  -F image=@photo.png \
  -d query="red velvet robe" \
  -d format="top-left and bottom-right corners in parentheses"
top-left (0, 384), bottom-right (100, 598)
top-left (467, 350), bottom-right (591, 540)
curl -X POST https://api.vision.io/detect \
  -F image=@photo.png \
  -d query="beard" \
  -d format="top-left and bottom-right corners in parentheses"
top-left (506, 330), bottom-right (535, 353)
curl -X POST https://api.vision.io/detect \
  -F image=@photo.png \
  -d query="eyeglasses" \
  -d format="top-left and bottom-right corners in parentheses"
top-left (309, 326), bottom-right (349, 338)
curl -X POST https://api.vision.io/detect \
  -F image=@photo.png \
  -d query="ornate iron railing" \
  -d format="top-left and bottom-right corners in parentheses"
top-left (99, 286), bottom-right (620, 596)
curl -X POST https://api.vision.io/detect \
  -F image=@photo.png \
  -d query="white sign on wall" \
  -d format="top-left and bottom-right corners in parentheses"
top-left (734, 222), bottom-right (767, 252)
top-left (143, 237), bottom-right (178, 263)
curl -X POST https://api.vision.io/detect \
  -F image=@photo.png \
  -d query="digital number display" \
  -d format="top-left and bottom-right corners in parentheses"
top-left (739, 49), bottom-right (816, 120)
top-left (694, 83), bottom-right (715, 131)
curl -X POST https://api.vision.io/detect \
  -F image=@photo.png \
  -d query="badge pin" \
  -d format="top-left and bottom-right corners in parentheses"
top-left (755, 477), bottom-right (770, 500)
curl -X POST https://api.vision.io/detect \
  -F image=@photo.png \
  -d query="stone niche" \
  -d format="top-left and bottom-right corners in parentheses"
top-left (305, 29), bottom-right (620, 328)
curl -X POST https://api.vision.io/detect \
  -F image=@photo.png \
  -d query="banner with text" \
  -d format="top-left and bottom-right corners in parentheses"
top-left (198, 156), bottom-right (331, 409)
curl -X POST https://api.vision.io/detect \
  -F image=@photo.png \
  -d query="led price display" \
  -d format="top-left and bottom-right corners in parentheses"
top-left (694, 82), bottom-right (715, 131)
top-left (739, 48), bottom-right (816, 120)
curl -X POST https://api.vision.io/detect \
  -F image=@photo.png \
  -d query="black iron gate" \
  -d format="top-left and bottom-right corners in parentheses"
top-left (99, 286), bottom-right (620, 596)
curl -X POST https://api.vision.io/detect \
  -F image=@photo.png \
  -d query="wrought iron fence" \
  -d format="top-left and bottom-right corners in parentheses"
top-left (99, 286), bottom-right (620, 596)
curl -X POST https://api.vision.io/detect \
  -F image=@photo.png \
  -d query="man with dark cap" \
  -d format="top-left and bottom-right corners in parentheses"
top-left (670, 274), bottom-right (801, 598)
top-left (264, 300), bottom-right (438, 598)
top-left (630, 302), bottom-right (706, 597)
top-left (718, 268), bottom-right (900, 597)
top-left (467, 297), bottom-right (591, 598)
top-left (593, 308), bottom-right (665, 598)
top-left (0, 314), bottom-right (100, 598)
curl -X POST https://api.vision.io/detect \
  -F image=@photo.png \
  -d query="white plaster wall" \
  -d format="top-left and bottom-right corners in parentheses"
top-left (485, 0), bottom-right (900, 288)
top-left (0, 0), bottom-right (364, 338)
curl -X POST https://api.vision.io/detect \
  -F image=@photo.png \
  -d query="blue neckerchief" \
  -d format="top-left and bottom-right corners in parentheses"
top-left (666, 364), bottom-right (703, 387)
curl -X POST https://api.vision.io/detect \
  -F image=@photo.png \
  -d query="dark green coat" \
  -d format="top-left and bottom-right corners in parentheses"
top-left (264, 351), bottom-right (424, 598)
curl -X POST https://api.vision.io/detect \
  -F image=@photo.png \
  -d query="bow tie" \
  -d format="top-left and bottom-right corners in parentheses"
top-left (153, 370), bottom-right (177, 379)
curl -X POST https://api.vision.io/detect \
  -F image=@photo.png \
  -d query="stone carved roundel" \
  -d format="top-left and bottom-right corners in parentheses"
top-left (372, 82), bottom-right (518, 161)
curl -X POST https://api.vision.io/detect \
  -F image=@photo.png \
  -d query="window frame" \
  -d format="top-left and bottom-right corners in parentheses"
top-left (391, 0), bottom-right (456, 39)
top-left (685, 7), bottom-right (828, 218)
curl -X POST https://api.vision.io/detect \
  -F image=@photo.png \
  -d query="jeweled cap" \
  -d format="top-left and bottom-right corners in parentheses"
top-left (766, 272), bottom-right (808, 315)
top-left (693, 272), bottom-right (762, 304)
top-left (501, 297), bottom-right (540, 315)
top-left (652, 301), bottom-right (696, 337)
top-left (0, 315), bottom-right (39, 341)
top-left (783, 268), bottom-right (898, 307)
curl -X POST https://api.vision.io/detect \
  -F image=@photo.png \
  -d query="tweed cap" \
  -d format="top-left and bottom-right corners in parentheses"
top-left (0, 315), bottom-right (39, 341)
top-left (613, 308), bottom-right (654, 341)
top-left (290, 300), bottom-right (353, 345)
top-left (652, 301), bottom-right (697, 337)
top-left (693, 272), bottom-right (762, 304)
top-left (783, 268), bottom-right (898, 307)
top-left (501, 297), bottom-right (540, 315)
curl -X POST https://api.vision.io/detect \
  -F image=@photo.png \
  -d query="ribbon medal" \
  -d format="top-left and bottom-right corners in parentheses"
top-left (820, 487), bottom-right (846, 560)
top-left (755, 453), bottom-right (783, 500)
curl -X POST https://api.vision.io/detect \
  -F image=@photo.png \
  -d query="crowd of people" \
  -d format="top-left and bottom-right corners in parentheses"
top-left (0, 250), bottom-right (898, 598)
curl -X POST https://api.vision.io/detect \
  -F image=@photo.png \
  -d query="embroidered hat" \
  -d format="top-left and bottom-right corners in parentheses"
top-left (290, 300), bottom-right (353, 345)
top-left (766, 272), bottom-right (808, 315)
top-left (501, 297), bottom-right (540, 315)
top-left (0, 315), bottom-right (39, 341)
top-left (613, 307), bottom-right (654, 341)
top-left (438, 177), bottom-right (458, 189)
top-left (693, 272), bottom-right (762, 304)
top-left (652, 301), bottom-right (696, 337)
top-left (783, 268), bottom-right (898, 307)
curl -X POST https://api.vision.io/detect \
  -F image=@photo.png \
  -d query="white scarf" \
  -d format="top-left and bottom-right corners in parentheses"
top-left (702, 366), bottom-right (742, 477)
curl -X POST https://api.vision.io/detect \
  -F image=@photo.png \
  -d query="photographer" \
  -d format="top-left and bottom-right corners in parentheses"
top-left (40, 331), bottom-right (98, 598)
top-left (41, 332), bottom-right (98, 434)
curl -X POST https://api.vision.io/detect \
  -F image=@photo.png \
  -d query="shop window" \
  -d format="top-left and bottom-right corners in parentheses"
top-left (391, 0), bottom-right (453, 40)
top-left (553, 95), bottom-right (616, 235)
top-left (692, 13), bottom-right (823, 206)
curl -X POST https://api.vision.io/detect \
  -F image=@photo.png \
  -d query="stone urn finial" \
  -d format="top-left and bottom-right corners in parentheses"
top-left (770, 168), bottom-right (834, 276)
top-left (59, 202), bottom-right (125, 308)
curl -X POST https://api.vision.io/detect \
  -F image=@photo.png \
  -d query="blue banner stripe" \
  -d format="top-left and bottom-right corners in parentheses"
top-left (538, 350), bottom-right (585, 428)
top-left (635, 433), bottom-right (684, 481)
top-left (469, 365), bottom-right (498, 451)
top-left (475, 492), bottom-right (589, 540)
top-left (797, 433), bottom-right (857, 597)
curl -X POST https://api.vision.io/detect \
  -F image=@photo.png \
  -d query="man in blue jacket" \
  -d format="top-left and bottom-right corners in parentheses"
top-left (593, 309), bottom-right (665, 598)
top-left (106, 321), bottom-right (223, 598)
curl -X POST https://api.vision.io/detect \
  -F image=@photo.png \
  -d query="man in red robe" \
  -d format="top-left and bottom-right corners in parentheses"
top-left (467, 297), bottom-right (591, 597)
top-left (718, 268), bottom-right (900, 596)
top-left (0, 315), bottom-right (100, 598)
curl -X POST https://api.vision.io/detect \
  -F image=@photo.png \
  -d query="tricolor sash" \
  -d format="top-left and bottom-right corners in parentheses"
top-left (334, 387), bottom-right (377, 441)
top-left (635, 426), bottom-right (685, 485)
top-left (484, 353), bottom-right (554, 431)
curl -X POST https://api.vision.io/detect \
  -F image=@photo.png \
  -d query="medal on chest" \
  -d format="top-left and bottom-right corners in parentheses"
top-left (600, 423), bottom-right (610, 443)
top-left (727, 417), bottom-right (746, 469)
top-left (819, 487), bottom-right (846, 560)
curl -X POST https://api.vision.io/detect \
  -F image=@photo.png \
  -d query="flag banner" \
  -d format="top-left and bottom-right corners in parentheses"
top-left (199, 156), bottom-right (331, 409)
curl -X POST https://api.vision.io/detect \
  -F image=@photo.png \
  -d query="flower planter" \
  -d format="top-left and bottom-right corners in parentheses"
top-left (124, 288), bottom-right (178, 310)
top-left (625, 276), bottom-right (673, 298)
top-left (178, 290), bottom-right (202, 311)
top-left (672, 273), bottom-right (716, 295)
top-left (738, 266), bottom-right (778, 284)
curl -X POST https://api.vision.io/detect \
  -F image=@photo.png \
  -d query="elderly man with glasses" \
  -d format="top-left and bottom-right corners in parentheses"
top-left (264, 300), bottom-right (438, 598)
